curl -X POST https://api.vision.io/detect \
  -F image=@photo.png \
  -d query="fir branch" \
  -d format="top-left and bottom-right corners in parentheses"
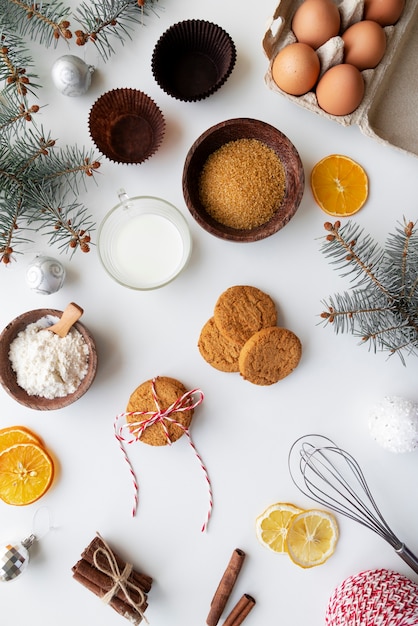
top-left (0, 193), bottom-right (31, 264)
top-left (0, 29), bottom-right (41, 100)
top-left (24, 183), bottom-right (94, 255)
top-left (319, 290), bottom-right (394, 334)
top-left (0, 0), bottom-right (72, 48)
top-left (383, 219), bottom-right (418, 301)
top-left (321, 220), bottom-right (389, 294)
top-left (32, 144), bottom-right (101, 191)
top-left (319, 219), bottom-right (418, 363)
top-left (73, 0), bottom-right (158, 60)
top-left (0, 91), bottom-right (41, 131)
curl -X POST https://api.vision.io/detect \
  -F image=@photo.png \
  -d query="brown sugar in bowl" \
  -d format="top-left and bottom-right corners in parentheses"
top-left (0, 308), bottom-right (98, 410)
top-left (182, 118), bottom-right (305, 242)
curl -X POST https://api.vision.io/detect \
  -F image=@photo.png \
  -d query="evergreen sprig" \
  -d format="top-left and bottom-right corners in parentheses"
top-left (0, 0), bottom-right (160, 60)
top-left (319, 219), bottom-right (418, 364)
top-left (0, 0), bottom-right (160, 263)
top-left (0, 123), bottom-right (100, 263)
top-left (0, 0), bottom-right (72, 48)
top-left (74, 0), bottom-right (159, 61)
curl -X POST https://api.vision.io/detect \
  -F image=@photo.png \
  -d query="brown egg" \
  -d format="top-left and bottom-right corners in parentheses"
top-left (363, 0), bottom-right (405, 26)
top-left (316, 63), bottom-right (365, 115)
top-left (272, 42), bottom-right (320, 96)
top-left (292, 0), bottom-right (341, 49)
top-left (342, 20), bottom-right (386, 70)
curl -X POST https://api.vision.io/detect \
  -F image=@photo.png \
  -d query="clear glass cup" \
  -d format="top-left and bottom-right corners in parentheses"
top-left (98, 190), bottom-right (192, 290)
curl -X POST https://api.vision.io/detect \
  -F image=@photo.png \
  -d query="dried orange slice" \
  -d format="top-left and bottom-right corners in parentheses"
top-left (285, 509), bottom-right (339, 568)
top-left (0, 442), bottom-right (54, 505)
top-left (0, 426), bottom-right (43, 453)
top-left (310, 154), bottom-right (368, 216)
top-left (255, 502), bottom-right (303, 553)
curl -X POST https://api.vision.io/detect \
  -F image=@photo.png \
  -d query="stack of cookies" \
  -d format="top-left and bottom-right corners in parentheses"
top-left (198, 285), bottom-right (302, 386)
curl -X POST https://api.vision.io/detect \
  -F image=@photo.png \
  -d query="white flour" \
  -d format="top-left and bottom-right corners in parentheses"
top-left (9, 316), bottom-right (90, 399)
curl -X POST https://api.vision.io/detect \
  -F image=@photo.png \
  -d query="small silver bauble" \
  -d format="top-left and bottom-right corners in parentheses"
top-left (26, 255), bottom-right (66, 295)
top-left (51, 54), bottom-right (95, 97)
top-left (0, 535), bottom-right (35, 582)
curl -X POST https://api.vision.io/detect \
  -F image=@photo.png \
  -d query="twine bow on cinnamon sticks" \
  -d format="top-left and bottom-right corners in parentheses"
top-left (114, 379), bottom-right (213, 532)
top-left (72, 533), bottom-right (153, 625)
top-left (206, 548), bottom-right (256, 626)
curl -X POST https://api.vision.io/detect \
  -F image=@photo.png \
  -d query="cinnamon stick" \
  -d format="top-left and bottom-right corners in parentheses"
top-left (206, 548), bottom-right (246, 626)
top-left (81, 535), bottom-right (153, 592)
top-left (72, 569), bottom-right (146, 625)
top-left (223, 594), bottom-right (256, 626)
top-left (72, 557), bottom-right (147, 608)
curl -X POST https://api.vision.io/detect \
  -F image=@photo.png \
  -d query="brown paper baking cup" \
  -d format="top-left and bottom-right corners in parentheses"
top-left (151, 19), bottom-right (236, 102)
top-left (89, 88), bottom-right (165, 164)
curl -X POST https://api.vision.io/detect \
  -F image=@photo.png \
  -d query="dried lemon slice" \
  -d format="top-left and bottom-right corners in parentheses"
top-left (310, 154), bottom-right (368, 216)
top-left (256, 502), bottom-right (303, 553)
top-left (285, 509), bottom-right (339, 568)
top-left (0, 442), bottom-right (54, 505)
top-left (0, 425), bottom-right (43, 453)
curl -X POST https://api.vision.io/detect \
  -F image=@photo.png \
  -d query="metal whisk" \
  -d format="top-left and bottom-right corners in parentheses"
top-left (288, 434), bottom-right (418, 575)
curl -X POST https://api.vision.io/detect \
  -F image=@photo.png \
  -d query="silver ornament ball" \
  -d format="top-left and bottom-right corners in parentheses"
top-left (0, 535), bottom-right (35, 582)
top-left (26, 255), bottom-right (66, 295)
top-left (51, 55), bottom-right (94, 96)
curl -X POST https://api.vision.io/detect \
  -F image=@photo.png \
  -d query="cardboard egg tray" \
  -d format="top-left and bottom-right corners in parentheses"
top-left (263, 0), bottom-right (418, 158)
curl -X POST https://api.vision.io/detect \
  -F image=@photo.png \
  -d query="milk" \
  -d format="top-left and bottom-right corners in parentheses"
top-left (112, 213), bottom-right (184, 287)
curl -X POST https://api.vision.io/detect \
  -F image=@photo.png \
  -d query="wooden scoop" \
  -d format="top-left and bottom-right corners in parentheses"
top-left (45, 302), bottom-right (84, 337)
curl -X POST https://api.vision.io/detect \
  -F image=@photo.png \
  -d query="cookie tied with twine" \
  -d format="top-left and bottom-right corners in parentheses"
top-left (126, 376), bottom-right (193, 446)
top-left (115, 376), bottom-right (213, 531)
top-left (72, 532), bottom-right (153, 625)
top-left (325, 568), bottom-right (418, 625)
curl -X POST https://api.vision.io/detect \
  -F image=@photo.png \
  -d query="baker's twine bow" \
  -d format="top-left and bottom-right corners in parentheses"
top-left (114, 379), bottom-right (213, 532)
top-left (93, 532), bottom-right (148, 624)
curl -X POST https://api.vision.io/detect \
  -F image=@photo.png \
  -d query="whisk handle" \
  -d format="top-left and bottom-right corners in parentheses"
top-left (396, 544), bottom-right (418, 575)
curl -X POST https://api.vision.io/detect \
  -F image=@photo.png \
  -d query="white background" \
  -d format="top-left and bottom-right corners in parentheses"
top-left (2, 0), bottom-right (418, 624)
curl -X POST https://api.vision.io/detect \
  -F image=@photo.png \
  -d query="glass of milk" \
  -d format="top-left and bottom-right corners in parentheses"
top-left (98, 190), bottom-right (192, 289)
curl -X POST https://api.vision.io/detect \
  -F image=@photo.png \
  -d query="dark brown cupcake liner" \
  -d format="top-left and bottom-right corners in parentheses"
top-left (89, 88), bottom-right (165, 164)
top-left (151, 19), bottom-right (236, 102)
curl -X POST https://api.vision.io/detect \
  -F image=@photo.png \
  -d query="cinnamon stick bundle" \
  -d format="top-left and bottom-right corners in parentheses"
top-left (223, 594), bottom-right (256, 626)
top-left (80, 535), bottom-right (153, 593)
top-left (206, 548), bottom-right (246, 626)
top-left (72, 533), bottom-right (152, 625)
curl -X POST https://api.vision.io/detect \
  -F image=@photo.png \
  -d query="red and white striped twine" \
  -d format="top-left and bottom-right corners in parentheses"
top-left (114, 379), bottom-right (212, 532)
top-left (325, 568), bottom-right (418, 625)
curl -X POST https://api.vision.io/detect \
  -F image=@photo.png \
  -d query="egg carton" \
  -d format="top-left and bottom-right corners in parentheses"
top-left (263, 0), bottom-right (418, 158)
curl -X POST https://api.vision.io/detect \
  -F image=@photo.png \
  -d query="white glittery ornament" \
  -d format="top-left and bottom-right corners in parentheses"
top-left (368, 396), bottom-right (418, 453)
top-left (51, 55), bottom-right (94, 96)
top-left (0, 535), bottom-right (35, 582)
top-left (26, 255), bottom-right (66, 295)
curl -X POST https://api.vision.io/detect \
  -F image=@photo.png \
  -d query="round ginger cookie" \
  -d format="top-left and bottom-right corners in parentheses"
top-left (214, 285), bottom-right (277, 345)
top-left (126, 376), bottom-right (193, 446)
top-left (239, 327), bottom-right (302, 386)
top-left (198, 317), bottom-right (241, 372)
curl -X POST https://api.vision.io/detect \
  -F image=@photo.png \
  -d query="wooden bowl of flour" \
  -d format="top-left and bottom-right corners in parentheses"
top-left (0, 308), bottom-right (97, 410)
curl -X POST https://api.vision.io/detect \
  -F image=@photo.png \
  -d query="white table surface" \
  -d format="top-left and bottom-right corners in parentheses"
top-left (2, 1), bottom-right (418, 624)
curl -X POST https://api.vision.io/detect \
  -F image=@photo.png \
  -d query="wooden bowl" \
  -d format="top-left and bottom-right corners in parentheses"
top-left (0, 308), bottom-right (98, 410)
top-left (182, 118), bottom-right (305, 242)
